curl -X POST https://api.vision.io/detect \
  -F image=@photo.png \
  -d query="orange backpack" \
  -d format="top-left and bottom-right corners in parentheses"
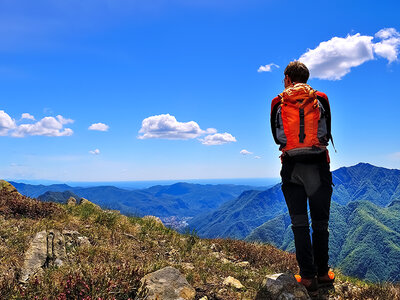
top-left (272, 83), bottom-right (331, 152)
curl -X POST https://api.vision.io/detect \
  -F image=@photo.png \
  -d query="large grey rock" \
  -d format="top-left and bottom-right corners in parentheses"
top-left (19, 229), bottom-right (90, 283)
top-left (47, 229), bottom-right (67, 267)
top-left (137, 266), bottom-right (195, 300)
top-left (255, 273), bottom-right (311, 300)
top-left (19, 230), bottom-right (48, 283)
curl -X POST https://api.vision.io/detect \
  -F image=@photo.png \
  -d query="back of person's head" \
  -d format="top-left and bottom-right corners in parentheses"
top-left (284, 61), bottom-right (310, 83)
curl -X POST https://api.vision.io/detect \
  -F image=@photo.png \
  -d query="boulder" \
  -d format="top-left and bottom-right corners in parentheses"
top-left (137, 266), bottom-right (195, 300)
top-left (66, 197), bottom-right (77, 206)
top-left (19, 229), bottom-right (90, 283)
top-left (47, 229), bottom-right (67, 267)
top-left (255, 273), bottom-right (311, 300)
top-left (19, 230), bottom-right (48, 283)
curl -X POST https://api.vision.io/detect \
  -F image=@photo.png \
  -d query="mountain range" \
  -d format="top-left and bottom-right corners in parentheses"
top-left (10, 181), bottom-right (266, 219)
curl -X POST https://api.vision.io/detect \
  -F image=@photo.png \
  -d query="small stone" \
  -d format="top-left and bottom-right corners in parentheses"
top-left (210, 243), bottom-right (221, 251)
top-left (223, 276), bottom-right (244, 289)
top-left (236, 261), bottom-right (250, 267)
top-left (181, 262), bottom-right (195, 270)
top-left (137, 266), bottom-right (195, 300)
top-left (199, 296), bottom-right (208, 300)
top-left (211, 252), bottom-right (221, 259)
top-left (217, 288), bottom-right (227, 295)
top-left (221, 258), bottom-right (231, 264)
top-left (255, 273), bottom-right (310, 300)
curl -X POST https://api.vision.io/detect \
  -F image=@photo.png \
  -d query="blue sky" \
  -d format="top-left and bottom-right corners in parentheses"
top-left (1, 0), bottom-right (400, 182)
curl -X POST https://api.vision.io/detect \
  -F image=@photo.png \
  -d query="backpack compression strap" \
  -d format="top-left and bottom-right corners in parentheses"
top-left (299, 108), bottom-right (305, 143)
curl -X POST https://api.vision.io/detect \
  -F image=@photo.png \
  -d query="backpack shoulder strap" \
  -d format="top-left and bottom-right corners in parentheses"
top-left (270, 95), bottom-right (282, 145)
top-left (316, 92), bottom-right (336, 152)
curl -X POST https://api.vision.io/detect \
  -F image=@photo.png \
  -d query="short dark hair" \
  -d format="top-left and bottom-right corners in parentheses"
top-left (284, 61), bottom-right (310, 83)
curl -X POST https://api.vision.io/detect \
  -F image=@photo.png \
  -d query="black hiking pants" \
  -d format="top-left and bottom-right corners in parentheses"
top-left (280, 151), bottom-right (333, 279)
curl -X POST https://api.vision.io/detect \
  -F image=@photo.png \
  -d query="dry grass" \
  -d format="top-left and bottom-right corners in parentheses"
top-left (0, 187), bottom-right (64, 220)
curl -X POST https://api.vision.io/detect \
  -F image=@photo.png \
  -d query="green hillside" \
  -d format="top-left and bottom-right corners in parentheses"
top-left (187, 185), bottom-right (287, 239)
top-left (246, 200), bottom-right (400, 282)
top-left (332, 163), bottom-right (400, 206)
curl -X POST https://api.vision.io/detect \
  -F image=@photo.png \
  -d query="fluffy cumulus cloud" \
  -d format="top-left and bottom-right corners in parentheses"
top-left (200, 133), bottom-right (237, 146)
top-left (88, 122), bottom-right (109, 131)
top-left (373, 28), bottom-right (400, 62)
top-left (0, 110), bottom-right (16, 135)
top-left (299, 28), bottom-right (400, 80)
top-left (21, 113), bottom-right (35, 120)
top-left (12, 115), bottom-right (74, 137)
top-left (89, 149), bottom-right (100, 155)
top-left (258, 63), bottom-right (279, 73)
top-left (139, 114), bottom-right (209, 140)
top-left (240, 149), bottom-right (253, 155)
top-left (138, 114), bottom-right (236, 145)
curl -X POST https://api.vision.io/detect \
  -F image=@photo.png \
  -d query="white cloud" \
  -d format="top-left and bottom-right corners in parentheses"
top-left (299, 33), bottom-right (374, 80)
top-left (138, 114), bottom-right (236, 146)
top-left (200, 133), bottom-right (237, 146)
top-left (0, 110), bottom-right (16, 136)
top-left (240, 149), bottom-right (253, 155)
top-left (21, 113), bottom-right (35, 120)
top-left (205, 128), bottom-right (217, 134)
top-left (89, 122), bottom-right (109, 131)
top-left (373, 28), bottom-right (400, 63)
top-left (254, 156), bottom-right (261, 159)
top-left (138, 114), bottom-right (204, 140)
top-left (299, 28), bottom-right (400, 80)
top-left (56, 115), bottom-right (74, 125)
top-left (12, 115), bottom-right (74, 137)
top-left (258, 63), bottom-right (279, 73)
top-left (375, 28), bottom-right (398, 40)
top-left (89, 149), bottom-right (100, 155)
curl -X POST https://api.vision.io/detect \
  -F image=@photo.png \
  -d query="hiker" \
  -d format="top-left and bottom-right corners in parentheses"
top-left (270, 61), bottom-right (335, 294)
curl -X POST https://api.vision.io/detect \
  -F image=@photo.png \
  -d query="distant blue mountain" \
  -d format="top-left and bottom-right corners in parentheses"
top-left (38, 190), bottom-right (82, 204)
top-left (9, 181), bottom-right (265, 218)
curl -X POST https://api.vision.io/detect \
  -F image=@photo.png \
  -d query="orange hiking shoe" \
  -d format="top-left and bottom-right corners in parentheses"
top-left (318, 270), bottom-right (335, 287)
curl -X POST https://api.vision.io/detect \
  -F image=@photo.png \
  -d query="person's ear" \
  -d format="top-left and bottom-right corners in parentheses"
top-left (285, 75), bottom-right (292, 85)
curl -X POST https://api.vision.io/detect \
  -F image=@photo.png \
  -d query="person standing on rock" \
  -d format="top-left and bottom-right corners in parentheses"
top-left (270, 61), bottom-right (335, 295)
